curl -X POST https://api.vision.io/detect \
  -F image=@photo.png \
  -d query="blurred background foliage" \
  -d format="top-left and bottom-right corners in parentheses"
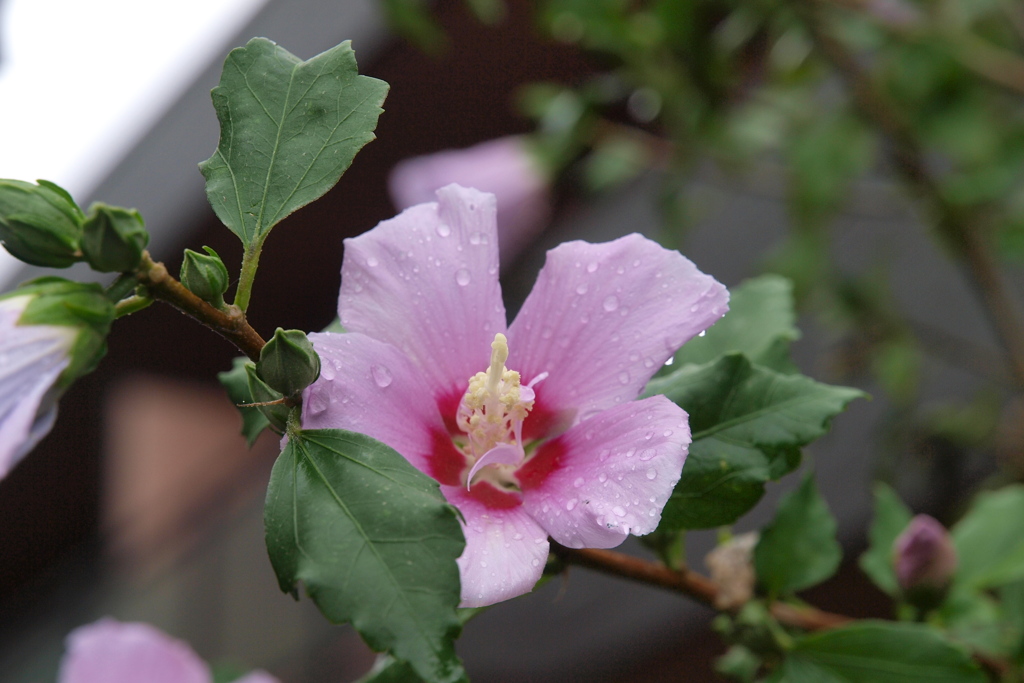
top-left (383, 0), bottom-right (1024, 516)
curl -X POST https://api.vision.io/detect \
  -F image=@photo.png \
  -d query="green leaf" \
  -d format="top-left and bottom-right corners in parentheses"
top-left (858, 483), bottom-right (913, 596)
top-left (264, 429), bottom-right (466, 683)
top-left (672, 275), bottom-right (800, 372)
top-left (645, 354), bottom-right (864, 529)
top-left (356, 655), bottom-right (424, 683)
top-left (200, 38), bottom-right (388, 248)
top-left (952, 485), bottom-right (1024, 590)
top-left (217, 357), bottom-right (271, 446)
top-left (755, 475), bottom-right (841, 596)
top-left (773, 621), bottom-right (986, 683)
top-left (379, 0), bottom-right (448, 54)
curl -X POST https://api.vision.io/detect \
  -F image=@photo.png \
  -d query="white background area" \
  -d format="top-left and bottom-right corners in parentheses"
top-left (0, 0), bottom-right (269, 288)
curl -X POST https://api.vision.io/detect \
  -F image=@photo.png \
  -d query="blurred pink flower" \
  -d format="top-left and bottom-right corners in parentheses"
top-left (388, 136), bottom-right (551, 264)
top-left (894, 514), bottom-right (958, 592)
top-left (58, 618), bottom-right (278, 683)
top-left (304, 184), bottom-right (728, 606)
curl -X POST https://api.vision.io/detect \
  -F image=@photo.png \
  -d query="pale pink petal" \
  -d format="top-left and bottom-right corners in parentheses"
top-left (304, 332), bottom-right (466, 485)
top-left (389, 137), bottom-right (551, 264)
top-left (466, 443), bottom-right (523, 488)
top-left (442, 483), bottom-right (550, 607)
top-left (506, 234), bottom-right (727, 429)
top-left (517, 396), bottom-right (691, 549)
top-left (231, 672), bottom-right (280, 683)
top-left (339, 185), bottom-right (507, 406)
top-left (0, 296), bottom-right (75, 478)
top-left (59, 618), bottom-right (211, 683)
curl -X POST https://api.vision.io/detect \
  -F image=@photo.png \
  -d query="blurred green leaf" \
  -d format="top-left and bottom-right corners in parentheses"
top-left (953, 486), bottom-right (1024, 590)
top-left (645, 353), bottom-right (864, 529)
top-left (583, 134), bottom-right (652, 191)
top-left (858, 482), bottom-right (913, 597)
top-left (200, 38), bottom-right (387, 249)
top-left (768, 622), bottom-right (986, 683)
top-left (673, 274), bottom-right (800, 372)
top-left (380, 0), bottom-right (448, 53)
top-left (755, 474), bottom-right (841, 596)
top-left (264, 429), bottom-right (466, 683)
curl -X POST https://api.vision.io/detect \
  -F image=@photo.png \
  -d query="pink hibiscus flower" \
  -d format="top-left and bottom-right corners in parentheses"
top-left (303, 184), bottom-right (728, 607)
top-left (59, 618), bottom-right (278, 683)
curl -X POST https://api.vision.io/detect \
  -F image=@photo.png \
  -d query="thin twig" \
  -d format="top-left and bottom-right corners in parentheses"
top-left (552, 545), bottom-right (851, 631)
top-left (798, 0), bottom-right (1024, 389)
top-left (134, 251), bottom-right (266, 361)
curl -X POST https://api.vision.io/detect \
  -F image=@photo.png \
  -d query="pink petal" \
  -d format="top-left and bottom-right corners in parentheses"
top-left (442, 483), bottom-right (550, 607)
top-left (59, 618), bottom-right (211, 683)
top-left (466, 443), bottom-right (523, 489)
top-left (506, 234), bottom-right (727, 430)
top-left (517, 395), bottom-right (691, 549)
top-left (388, 137), bottom-right (551, 264)
top-left (304, 332), bottom-right (466, 485)
top-left (339, 185), bottom-right (507, 407)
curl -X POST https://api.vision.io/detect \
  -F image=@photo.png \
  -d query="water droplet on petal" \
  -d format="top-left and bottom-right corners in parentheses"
top-left (320, 363), bottom-right (335, 380)
top-left (586, 262), bottom-right (598, 273)
top-left (436, 223), bottom-right (451, 237)
top-left (598, 473), bottom-right (608, 483)
top-left (618, 371), bottom-right (630, 384)
top-left (699, 330), bottom-right (706, 337)
top-left (566, 499), bottom-right (577, 511)
top-left (646, 468), bottom-right (658, 480)
top-left (599, 449), bottom-right (610, 461)
top-left (455, 269), bottom-right (471, 286)
top-left (366, 256), bottom-right (379, 267)
top-left (371, 364), bottom-right (393, 388)
top-left (613, 506), bottom-right (626, 517)
top-left (576, 283), bottom-right (588, 295)
top-left (531, 559), bottom-right (540, 567)
top-left (603, 295), bottom-right (619, 312)
top-left (574, 477), bottom-right (585, 488)
top-left (307, 391), bottom-right (328, 415)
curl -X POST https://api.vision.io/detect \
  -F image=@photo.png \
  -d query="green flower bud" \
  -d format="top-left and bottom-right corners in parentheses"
top-left (180, 247), bottom-right (229, 308)
top-left (257, 328), bottom-right (321, 398)
top-left (81, 203), bottom-right (149, 272)
top-left (6, 277), bottom-right (115, 387)
top-left (0, 179), bottom-right (84, 268)
top-left (245, 364), bottom-right (290, 431)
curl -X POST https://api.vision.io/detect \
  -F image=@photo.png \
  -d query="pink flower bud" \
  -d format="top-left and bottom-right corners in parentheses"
top-left (388, 137), bottom-right (551, 264)
top-left (893, 514), bottom-right (957, 593)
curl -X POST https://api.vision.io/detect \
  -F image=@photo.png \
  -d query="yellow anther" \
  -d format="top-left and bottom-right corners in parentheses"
top-left (456, 333), bottom-right (535, 468)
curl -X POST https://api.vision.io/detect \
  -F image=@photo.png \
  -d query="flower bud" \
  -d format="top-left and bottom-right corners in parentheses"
top-left (81, 203), bottom-right (149, 272)
top-left (180, 246), bottom-right (229, 308)
top-left (245, 364), bottom-right (290, 431)
top-left (0, 279), bottom-right (114, 479)
top-left (894, 514), bottom-right (957, 603)
top-left (706, 532), bottom-right (759, 610)
top-left (0, 179), bottom-right (84, 268)
top-left (257, 328), bottom-right (321, 399)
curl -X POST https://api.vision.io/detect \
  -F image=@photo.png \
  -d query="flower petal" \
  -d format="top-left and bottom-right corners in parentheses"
top-left (518, 395), bottom-right (691, 549)
top-left (506, 234), bottom-right (727, 426)
top-left (59, 618), bottom-right (211, 683)
top-left (339, 184), bottom-right (507, 404)
top-left (388, 137), bottom-right (551, 264)
top-left (442, 483), bottom-right (550, 607)
top-left (0, 296), bottom-right (74, 478)
top-left (304, 332), bottom-right (466, 485)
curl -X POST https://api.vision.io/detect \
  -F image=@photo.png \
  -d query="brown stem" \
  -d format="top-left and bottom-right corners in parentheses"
top-left (799, 0), bottom-right (1024, 389)
top-left (552, 545), bottom-right (851, 631)
top-left (135, 251), bottom-right (266, 361)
